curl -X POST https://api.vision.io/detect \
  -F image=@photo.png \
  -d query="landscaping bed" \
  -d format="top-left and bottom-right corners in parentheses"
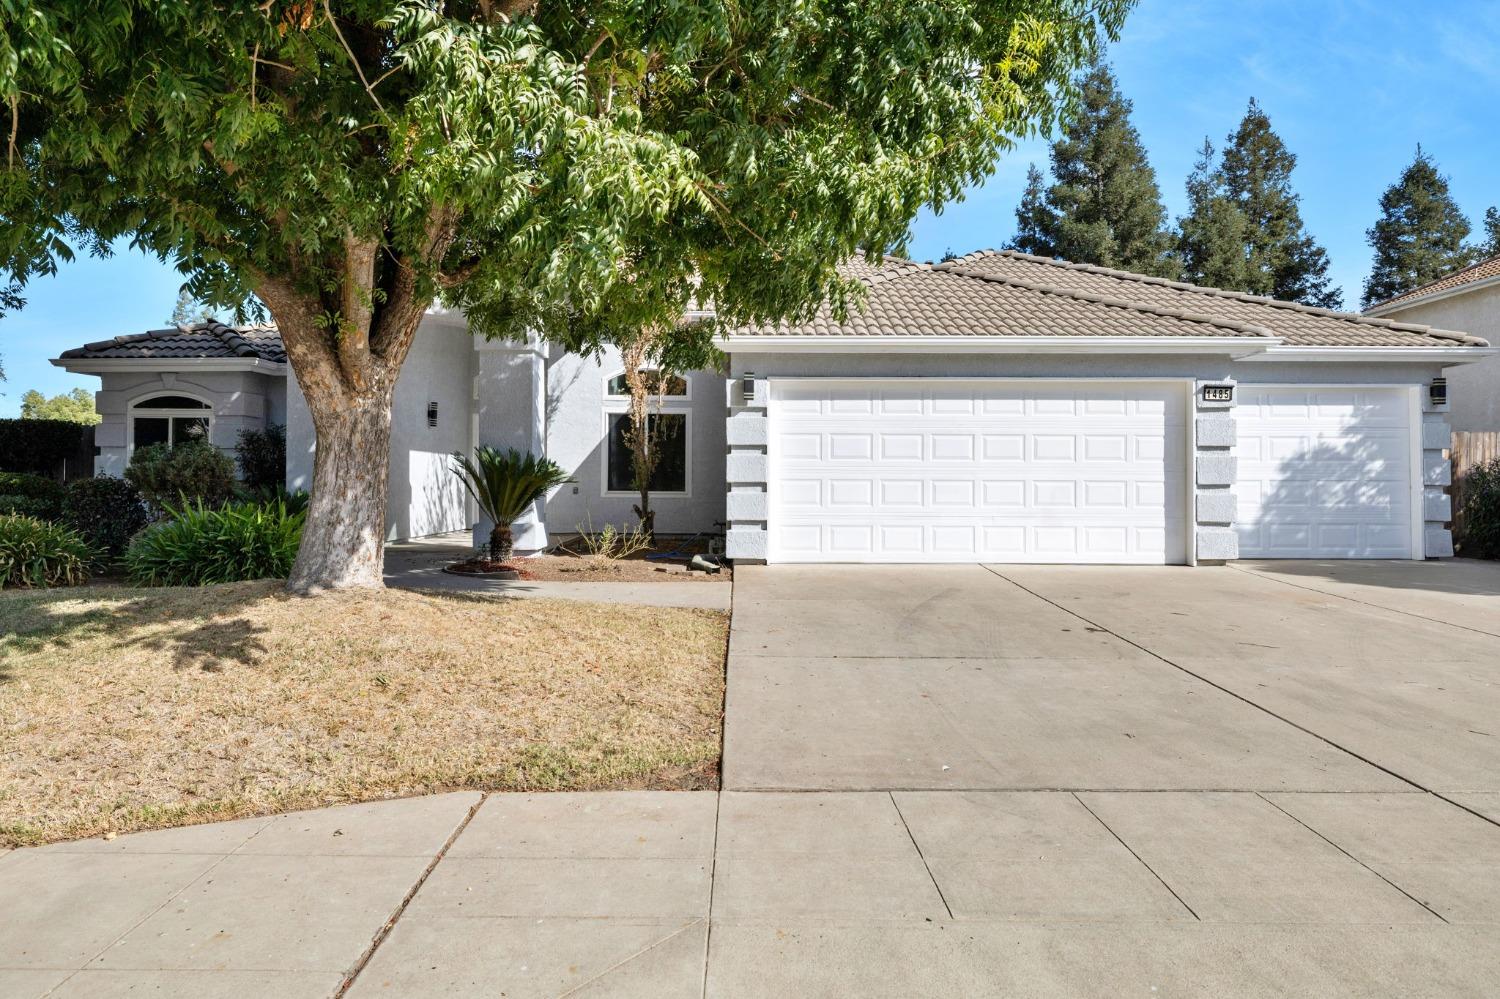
top-left (0, 582), bottom-right (728, 847)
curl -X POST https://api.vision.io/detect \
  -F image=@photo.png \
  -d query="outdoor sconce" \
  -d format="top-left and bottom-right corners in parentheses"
top-left (741, 372), bottom-right (756, 404)
top-left (1430, 377), bottom-right (1447, 407)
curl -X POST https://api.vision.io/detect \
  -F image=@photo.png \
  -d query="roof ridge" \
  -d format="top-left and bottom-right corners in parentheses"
top-left (1367, 252), bottom-right (1500, 311)
top-left (968, 249), bottom-right (1487, 346)
top-left (933, 261), bottom-right (1274, 338)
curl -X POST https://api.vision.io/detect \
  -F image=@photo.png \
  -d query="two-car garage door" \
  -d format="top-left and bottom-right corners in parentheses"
top-left (769, 380), bottom-right (1188, 563)
top-left (765, 379), bottom-right (1418, 564)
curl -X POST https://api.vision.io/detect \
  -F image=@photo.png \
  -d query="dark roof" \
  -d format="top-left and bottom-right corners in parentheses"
top-left (59, 321), bottom-right (286, 362)
top-left (1367, 253), bottom-right (1500, 313)
top-left (731, 250), bottom-right (1488, 347)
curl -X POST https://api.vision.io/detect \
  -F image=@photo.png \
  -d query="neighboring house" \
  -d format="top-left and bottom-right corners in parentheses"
top-left (1365, 254), bottom-right (1500, 432)
top-left (55, 249), bottom-right (1494, 564)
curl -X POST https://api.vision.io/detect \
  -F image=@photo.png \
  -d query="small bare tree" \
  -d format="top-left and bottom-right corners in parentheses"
top-left (618, 324), bottom-right (675, 542)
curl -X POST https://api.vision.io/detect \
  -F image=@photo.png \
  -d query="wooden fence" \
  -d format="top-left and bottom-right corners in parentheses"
top-left (1449, 431), bottom-right (1500, 552)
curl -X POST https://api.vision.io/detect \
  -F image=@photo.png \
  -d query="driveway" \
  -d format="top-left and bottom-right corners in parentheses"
top-left (5, 560), bottom-right (1500, 997)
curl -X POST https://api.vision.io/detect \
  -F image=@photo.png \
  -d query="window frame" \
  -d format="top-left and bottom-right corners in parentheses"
top-left (602, 368), bottom-right (691, 402)
top-left (127, 391), bottom-right (216, 454)
top-left (599, 405), bottom-right (692, 499)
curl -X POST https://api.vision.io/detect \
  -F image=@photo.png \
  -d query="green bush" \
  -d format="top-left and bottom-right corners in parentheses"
top-left (61, 476), bottom-right (151, 559)
top-left (0, 472), bottom-right (65, 520)
top-left (0, 418), bottom-right (87, 475)
top-left (1458, 456), bottom-right (1500, 559)
top-left (0, 514), bottom-right (95, 588)
top-left (236, 423), bottom-right (286, 494)
top-left (125, 499), bottom-right (305, 586)
top-left (125, 440), bottom-right (238, 514)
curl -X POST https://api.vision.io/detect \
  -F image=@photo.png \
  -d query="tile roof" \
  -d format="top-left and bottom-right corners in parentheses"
top-left (940, 250), bottom-right (1488, 348)
top-left (1367, 253), bottom-right (1500, 313)
top-left (60, 321), bottom-right (286, 362)
top-left (731, 250), bottom-right (1486, 348)
top-left (734, 255), bottom-right (1271, 340)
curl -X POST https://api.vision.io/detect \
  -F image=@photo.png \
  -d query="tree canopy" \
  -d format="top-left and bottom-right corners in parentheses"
top-left (1, 0), bottom-right (1132, 589)
top-left (1175, 137), bottom-right (1249, 290)
top-left (19, 387), bottom-right (101, 424)
top-left (1009, 61), bottom-right (1176, 277)
top-left (1361, 147), bottom-right (1476, 308)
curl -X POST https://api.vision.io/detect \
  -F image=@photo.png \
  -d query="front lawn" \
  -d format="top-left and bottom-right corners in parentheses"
top-left (0, 583), bottom-right (727, 847)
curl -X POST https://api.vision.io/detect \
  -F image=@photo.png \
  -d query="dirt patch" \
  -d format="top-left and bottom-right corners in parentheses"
top-left (0, 583), bottom-right (728, 847)
top-left (519, 550), bottom-right (729, 583)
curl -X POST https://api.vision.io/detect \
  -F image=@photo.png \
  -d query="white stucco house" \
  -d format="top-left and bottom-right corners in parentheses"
top-left (1365, 253), bottom-right (1500, 433)
top-left (55, 249), bottom-right (1494, 565)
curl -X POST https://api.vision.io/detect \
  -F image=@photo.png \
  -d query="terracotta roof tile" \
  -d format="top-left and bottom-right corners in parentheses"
top-left (60, 321), bottom-right (286, 362)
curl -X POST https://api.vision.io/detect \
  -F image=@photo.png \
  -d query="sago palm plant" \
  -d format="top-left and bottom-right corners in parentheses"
top-left (451, 447), bottom-right (570, 562)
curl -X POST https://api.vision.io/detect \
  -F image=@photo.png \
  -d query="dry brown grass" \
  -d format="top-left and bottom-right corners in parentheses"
top-left (0, 583), bottom-right (728, 847)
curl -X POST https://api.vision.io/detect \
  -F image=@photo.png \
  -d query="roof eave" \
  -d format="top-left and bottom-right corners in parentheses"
top-left (1238, 345), bottom-right (1499, 364)
top-left (51, 357), bottom-right (288, 374)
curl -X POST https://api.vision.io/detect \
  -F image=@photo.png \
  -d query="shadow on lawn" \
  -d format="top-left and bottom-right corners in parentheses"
top-left (0, 584), bottom-right (273, 678)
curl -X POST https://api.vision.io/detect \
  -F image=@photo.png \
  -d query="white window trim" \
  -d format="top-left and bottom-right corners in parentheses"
top-left (602, 368), bottom-right (692, 402)
top-left (599, 405), bottom-right (693, 499)
top-left (127, 391), bottom-right (216, 454)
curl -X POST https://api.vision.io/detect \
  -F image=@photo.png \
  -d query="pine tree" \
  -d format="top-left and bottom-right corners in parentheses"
top-left (1219, 99), bottom-right (1342, 308)
top-left (167, 289), bottom-right (212, 327)
top-left (1008, 63), bottom-right (1177, 277)
top-left (1176, 138), bottom-right (1250, 290)
top-left (1479, 207), bottom-right (1500, 258)
top-left (1362, 147), bottom-right (1476, 308)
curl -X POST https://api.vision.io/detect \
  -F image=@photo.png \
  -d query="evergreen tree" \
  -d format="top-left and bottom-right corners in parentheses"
top-left (1011, 164), bottom-right (1055, 257)
top-left (1008, 62), bottom-right (1177, 276)
top-left (1362, 147), bottom-right (1475, 307)
top-left (1219, 99), bottom-right (1342, 308)
top-left (1176, 138), bottom-right (1250, 290)
top-left (167, 289), bottom-right (212, 327)
top-left (1479, 207), bottom-right (1500, 258)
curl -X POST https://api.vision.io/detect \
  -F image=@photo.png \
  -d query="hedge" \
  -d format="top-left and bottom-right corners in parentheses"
top-left (0, 418), bottom-right (88, 475)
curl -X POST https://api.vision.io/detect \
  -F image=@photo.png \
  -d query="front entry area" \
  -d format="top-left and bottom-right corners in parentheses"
top-left (767, 379), bottom-right (1188, 564)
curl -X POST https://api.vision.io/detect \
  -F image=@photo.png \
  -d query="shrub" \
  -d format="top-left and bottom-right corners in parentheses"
top-left (125, 499), bottom-right (305, 586)
top-left (61, 476), bottom-right (151, 559)
top-left (0, 472), bottom-right (65, 521)
top-left (236, 423), bottom-right (287, 494)
top-left (451, 447), bottom-right (570, 561)
top-left (0, 515), bottom-right (95, 588)
top-left (1457, 456), bottom-right (1500, 559)
top-left (125, 440), bottom-right (238, 514)
top-left (0, 418), bottom-right (87, 475)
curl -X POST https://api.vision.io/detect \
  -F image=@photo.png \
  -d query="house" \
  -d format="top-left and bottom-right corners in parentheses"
top-left (1365, 253), bottom-right (1500, 432)
top-left (54, 250), bottom-right (1494, 564)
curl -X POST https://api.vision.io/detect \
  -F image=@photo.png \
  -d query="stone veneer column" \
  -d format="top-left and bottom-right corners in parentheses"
top-left (1421, 388), bottom-right (1454, 558)
top-left (1193, 381), bottom-right (1238, 563)
top-left (724, 375), bottom-right (769, 562)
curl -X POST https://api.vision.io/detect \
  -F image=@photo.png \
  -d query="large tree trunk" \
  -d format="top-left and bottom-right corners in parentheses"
top-left (287, 384), bottom-right (397, 592)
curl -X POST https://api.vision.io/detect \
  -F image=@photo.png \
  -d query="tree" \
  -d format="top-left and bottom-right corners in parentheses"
top-left (1479, 207), bottom-right (1500, 258)
top-left (19, 387), bottom-right (101, 424)
top-left (1219, 99), bottom-right (1342, 308)
top-left (3, 0), bottom-right (1127, 592)
top-left (1007, 61), bottom-right (1177, 277)
top-left (167, 289), bottom-right (213, 327)
top-left (1176, 138), bottom-right (1249, 290)
top-left (1361, 147), bottom-right (1475, 308)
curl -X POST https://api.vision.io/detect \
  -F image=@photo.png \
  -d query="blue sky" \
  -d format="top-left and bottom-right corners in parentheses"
top-left (2, 0), bottom-right (1497, 416)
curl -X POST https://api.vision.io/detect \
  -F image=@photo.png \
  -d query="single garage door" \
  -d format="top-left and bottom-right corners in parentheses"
top-left (768, 379), bottom-right (1188, 564)
top-left (1234, 386), bottom-right (1416, 558)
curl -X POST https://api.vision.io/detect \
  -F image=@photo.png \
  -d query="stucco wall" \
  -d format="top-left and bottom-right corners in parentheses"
top-left (542, 344), bottom-right (727, 539)
top-left (285, 317), bottom-right (474, 542)
top-left (93, 369), bottom-right (279, 477)
top-left (1375, 283), bottom-right (1500, 432)
top-left (724, 351), bottom-right (1450, 562)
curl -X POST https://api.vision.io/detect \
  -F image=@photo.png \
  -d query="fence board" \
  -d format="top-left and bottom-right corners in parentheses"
top-left (1450, 431), bottom-right (1500, 551)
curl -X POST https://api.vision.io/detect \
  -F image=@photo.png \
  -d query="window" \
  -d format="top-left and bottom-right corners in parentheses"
top-left (130, 394), bottom-right (213, 451)
top-left (606, 412), bottom-right (688, 493)
top-left (605, 370), bottom-right (688, 398)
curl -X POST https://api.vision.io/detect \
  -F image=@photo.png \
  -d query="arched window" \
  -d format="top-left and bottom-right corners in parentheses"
top-left (130, 393), bottom-right (213, 451)
top-left (604, 370), bottom-right (688, 398)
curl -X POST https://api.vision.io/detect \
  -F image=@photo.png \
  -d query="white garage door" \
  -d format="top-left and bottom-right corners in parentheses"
top-left (768, 380), bottom-right (1188, 564)
top-left (1234, 386), bottom-right (1415, 558)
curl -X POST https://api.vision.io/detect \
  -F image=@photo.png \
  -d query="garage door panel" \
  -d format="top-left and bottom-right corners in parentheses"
top-left (1234, 386), bottom-right (1414, 559)
top-left (770, 380), bottom-right (1187, 564)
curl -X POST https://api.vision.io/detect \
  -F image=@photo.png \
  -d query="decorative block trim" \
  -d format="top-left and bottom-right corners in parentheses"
top-left (1424, 525), bottom-right (1454, 558)
top-left (726, 451), bottom-right (767, 483)
top-left (1196, 526), bottom-right (1239, 561)
top-left (1421, 418), bottom-right (1451, 451)
top-left (1196, 491), bottom-right (1237, 525)
top-left (725, 413), bottom-right (768, 446)
top-left (726, 527), bottom-right (768, 559)
top-left (1423, 453), bottom-right (1452, 487)
top-left (1195, 415), bottom-right (1236, 448)
top-left (1196, 453), bottom-right (1237, 487)
top-left (726, 489), bottom-right (768, 521)
top-left (1423, 488), bottom-right (1452, 522)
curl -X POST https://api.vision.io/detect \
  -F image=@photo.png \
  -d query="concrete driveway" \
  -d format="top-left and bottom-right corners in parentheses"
top-left (5, 559), bottom-right (1500, 997)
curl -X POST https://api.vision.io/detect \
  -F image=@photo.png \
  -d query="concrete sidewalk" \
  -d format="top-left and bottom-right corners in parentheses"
top-left (6, 789), bottom-right (1500, 997)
